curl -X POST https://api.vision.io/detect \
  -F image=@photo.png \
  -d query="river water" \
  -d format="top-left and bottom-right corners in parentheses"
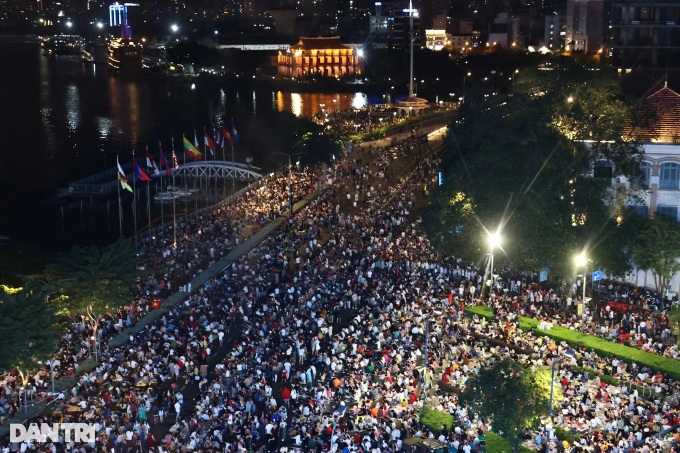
top-left (0, 36), bottom-right (371, 283)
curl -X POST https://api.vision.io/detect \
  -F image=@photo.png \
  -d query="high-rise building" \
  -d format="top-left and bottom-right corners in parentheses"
top-left (565, 0), bottom-right (605, 54)
top-left (611, 0), bottom-right (680, 67)
top-left (544, 13), bottom-right (565, 50)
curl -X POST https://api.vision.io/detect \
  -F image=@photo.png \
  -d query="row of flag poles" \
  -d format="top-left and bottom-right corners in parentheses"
top-left (114, 121), bottom-right (240, 243)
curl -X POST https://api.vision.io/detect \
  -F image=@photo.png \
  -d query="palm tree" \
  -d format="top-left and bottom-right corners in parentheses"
top-left (0, 281), bottom-right (60, 395)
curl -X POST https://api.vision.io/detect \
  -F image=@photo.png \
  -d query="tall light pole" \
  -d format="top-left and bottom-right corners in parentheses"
top-left (487, 229), bottom-right (502, 298)
top-left (463, 72), bottom-right (471, 103)
top-left (274, 151), bottom-right (306, 217)
top-left (575, 252), bottom-right (588, 333)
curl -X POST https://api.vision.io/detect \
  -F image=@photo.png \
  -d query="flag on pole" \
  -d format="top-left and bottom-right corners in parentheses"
top-left (215, 126), bottom-right (224, 149)
top-left (183, 135), bottom-right (203, 160)
top-left (222, 123), bottom-right (234, 147)
top-left (171, 143), bottom-right (180, 169)
top-left (230, 120), bottom-right (240, 144)
top-left (146, 147), bottom-right (160, 176)
top-left (204, 129), bottom-right (216, 156)
top-left (158, 142), bottom-right (171, 175)
top-left (132, 157), bottom-right (152, 181)
top-left (117, 161), bottom-right (133, 192)
top-left (193, 130), bottom-right (199, 148)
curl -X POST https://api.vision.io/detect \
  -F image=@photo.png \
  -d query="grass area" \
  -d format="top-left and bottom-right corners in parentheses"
top-left (466, 306), bottom-right (680, 380)
top-left (420, 408), bottom-right (453, 433)
top-left (420, 410), bottom-right (534, 452)
top-left (485, 432), bottom-right (534, 453)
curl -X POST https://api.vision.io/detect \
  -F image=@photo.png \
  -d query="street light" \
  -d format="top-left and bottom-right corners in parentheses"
top-left (574, 252), bottom-right (588, 332)
top-left (487, 229), bottom-right (502, 296)
top-left (274, 151), bottom-right (306, 216)
top-left (462, 72), bottom-right (471, 103)
top-left (171, 24), bottom-right (179, 33)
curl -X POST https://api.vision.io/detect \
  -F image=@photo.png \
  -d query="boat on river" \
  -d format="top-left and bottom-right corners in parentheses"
top-left (154, 191), bottom-right (180, 202)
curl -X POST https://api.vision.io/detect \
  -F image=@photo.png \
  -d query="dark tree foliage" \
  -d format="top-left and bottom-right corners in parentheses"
top-left (0, 281), bottom-right (60, 379)
top-left (45, 238), bottom-right (141, 317)
top-left (422, 62), bottom-right (642, 279)
top-left (459, 360), bottom-right (551, 453)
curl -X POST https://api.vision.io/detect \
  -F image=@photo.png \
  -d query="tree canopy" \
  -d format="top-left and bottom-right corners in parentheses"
top-left (631, 215), bottom-right (680, 292)
top-left (459, 359), bottom-right (553, 452)
top-left (422, 61), bottom-right (643, 279)
top-left (0, 281), bottom-right (60, 377)
top-left (45, 238), bottom-right (141, 317)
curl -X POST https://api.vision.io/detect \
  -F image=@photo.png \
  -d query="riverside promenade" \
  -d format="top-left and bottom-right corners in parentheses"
top-left (0, 190), bottom-right (322, 440)
top-left (0, 113), bottom-right (452, 440)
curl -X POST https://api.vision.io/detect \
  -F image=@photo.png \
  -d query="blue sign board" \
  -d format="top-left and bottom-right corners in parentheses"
top-left (592, 270), bottom-right (604, 282)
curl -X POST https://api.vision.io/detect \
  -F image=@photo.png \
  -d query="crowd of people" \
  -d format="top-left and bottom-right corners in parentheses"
top-left (2, 123), bottom-right (680, 453)
top-left (0, 170), bottom-right (320, 427)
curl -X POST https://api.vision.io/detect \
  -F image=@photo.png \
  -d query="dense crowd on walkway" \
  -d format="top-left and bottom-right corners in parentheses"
top-left (3, 127), bottom-right (680, 453)
top-left (0, 170), bottom-right (319, 425)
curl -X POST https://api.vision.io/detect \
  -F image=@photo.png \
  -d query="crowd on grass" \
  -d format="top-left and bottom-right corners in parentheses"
top-left (3, 129), bottom-right (680, 453)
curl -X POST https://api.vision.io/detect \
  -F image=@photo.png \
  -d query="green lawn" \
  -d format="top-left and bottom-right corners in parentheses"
top-left (485, 432), bottom-right (535, 453)
top-left (466, 305), bottom-right (680, 380)
top-left (419, 410), bottom-right (535, 452)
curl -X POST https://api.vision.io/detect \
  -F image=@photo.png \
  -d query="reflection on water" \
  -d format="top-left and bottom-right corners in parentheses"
top-left (275, 91), bottom-right (368, 117)
top-left (0, 38), bottom-right (372, 249)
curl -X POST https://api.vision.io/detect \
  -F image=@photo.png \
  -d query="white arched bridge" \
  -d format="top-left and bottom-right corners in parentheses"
top-left (57, 161), bottom-right (264, 198)
top-left (176, 161), bottom-right (263, 181)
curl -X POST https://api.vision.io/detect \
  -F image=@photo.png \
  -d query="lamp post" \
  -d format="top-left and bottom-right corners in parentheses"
top-left (48, 360), bottom-right (56, 395)
top-left (274, 151), bottom-right (306, 217)
top-left (462, 72), bottom-right (471, 104)
top-left (486, 230), bottom-right (502, 298)
top-left (575, 252), bottom-right (588, 333)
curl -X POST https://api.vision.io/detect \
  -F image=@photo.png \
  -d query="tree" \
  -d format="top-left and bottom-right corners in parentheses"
top-left (45, 239), bottom-right (141, 339)
top-left (291, 121), bottom-right (346, 165)
top-left (422, 61), bottom-right (642, 279)
top-left (0, 281), bottom-right (60, 388)
top-left (631, 215), bottom-right (680, 293)
top-left (459, 359), bottom-right (552, 453)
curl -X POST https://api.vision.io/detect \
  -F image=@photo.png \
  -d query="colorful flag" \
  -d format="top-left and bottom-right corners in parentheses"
top-left (215, 127), bottom-right (224, 149)
top-left (222, 123), bottom-right (234, 148)
top-left (132, 157), bottom-right (152, 181)
top-left (183, 135), bottom-right (203, 160)
top-left (204, 129), bottom-right (216, 156)
top-left (146, 147), bottom-right (160, 176)
top-left (158, 142), bottom-right (171, 175)
top-left (230, 120), bottom-right (240, 144)
top-left (117, 161), bottom-right (132, 192)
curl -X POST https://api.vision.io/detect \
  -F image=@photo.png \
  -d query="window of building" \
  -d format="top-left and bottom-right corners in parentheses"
top-left (640, 161), bottom-right (652, 187)
top-left (659, 163), bottom-right (680, 189)
top-left (657, 205), bottom-right (678, 220)
top-left (634, 205), bottom-right (649, 217)
top-left (593, 161), bottom-right (613, 178)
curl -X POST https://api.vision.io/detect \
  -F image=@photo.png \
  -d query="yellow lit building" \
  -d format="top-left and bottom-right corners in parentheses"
top-left (277, 37), bottom-right (362, 78)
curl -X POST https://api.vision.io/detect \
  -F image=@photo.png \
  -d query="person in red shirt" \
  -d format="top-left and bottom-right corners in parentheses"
top-left (282, 387), bottom-right (291, 406)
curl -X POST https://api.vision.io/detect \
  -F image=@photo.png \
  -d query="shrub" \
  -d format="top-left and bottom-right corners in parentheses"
top-left (419, 408), bottom-right (453, 434)
top-left (485, 432), bottom-right (534, 453)
top-left (466, 306), bottom-right (680, 380)
top-left (554, 426), bottom-right (580, 444)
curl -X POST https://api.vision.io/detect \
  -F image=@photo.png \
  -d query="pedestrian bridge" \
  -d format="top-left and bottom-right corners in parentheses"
top-left (176, 161), bottom-right (263, 181)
